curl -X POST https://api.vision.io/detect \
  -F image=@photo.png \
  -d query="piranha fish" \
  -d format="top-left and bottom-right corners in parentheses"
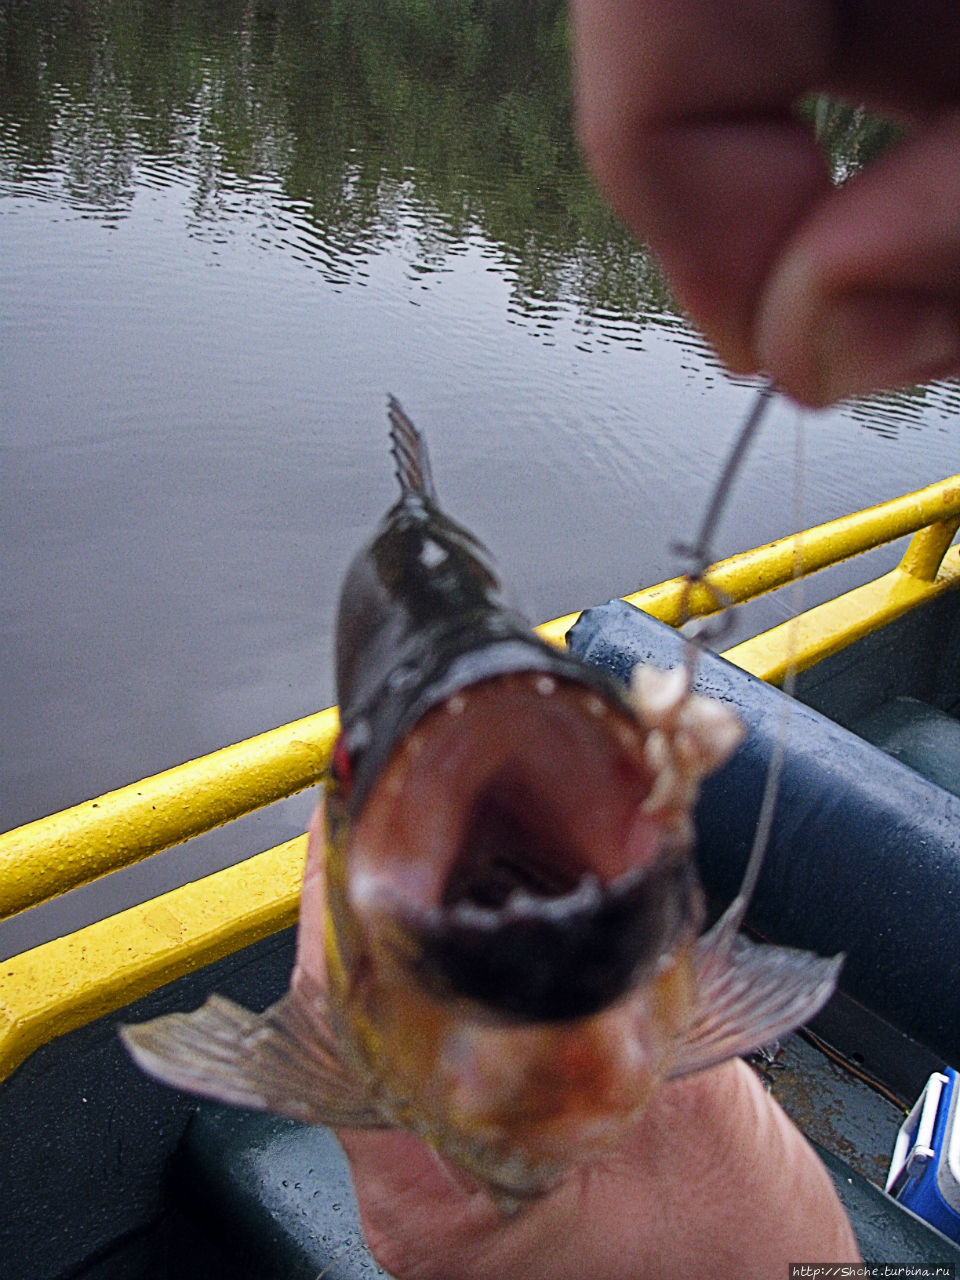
top-left (122, 399), bottom-right (841, 1204)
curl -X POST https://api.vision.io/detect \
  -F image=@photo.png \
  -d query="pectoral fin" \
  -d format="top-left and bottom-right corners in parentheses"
top-left (120, 973), bottom-right (385, 1129)
top-left (669, 925), bottom-right (843, 1078)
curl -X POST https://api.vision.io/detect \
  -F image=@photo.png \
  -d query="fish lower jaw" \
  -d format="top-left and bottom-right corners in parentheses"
top-left (362, 976), bottom-right (682, 1201)
top-left (400, 1053), bottom-right (664, 1204)
top-left (339, 671), bottom-right (707, 1021)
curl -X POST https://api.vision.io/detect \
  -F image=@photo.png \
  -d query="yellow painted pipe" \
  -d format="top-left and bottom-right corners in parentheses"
top-left (4, 475), bottom-right (960, 1081)
top-left (0, 837), bottom-right (305, 1085)
top-left (727, 543), bottom-right (960, 684)
top-left (537, 474), bottom-right (960, 645)
top-left (8, 538), bottom-right (960, 1084)
top-left (0, 708), bottom-right (338, 922)
top-left (900, 516), bottom-right (960, 582)
top-left (625, 473), bottom-right (960, 627)
top-left (4, 474), bottom-right (960, 924)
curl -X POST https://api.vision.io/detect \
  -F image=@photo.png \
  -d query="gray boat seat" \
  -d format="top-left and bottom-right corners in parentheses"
top-left (853, 696), bottom-right (960, 798)
top-left (171, 1103), bottom-right (386, 1279)
top-left (568, 598), bottom-right (960, 1067)
top-left (164, 599), bottom-right (960, 1274)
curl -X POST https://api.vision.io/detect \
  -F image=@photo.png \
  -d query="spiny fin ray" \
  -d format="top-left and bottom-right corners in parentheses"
top-left (120, 976), bottom-right (386, 1129)
top-left (669, 930), bottom-right (843, 1078)
top-left (388, 395), bottom-right (437, 502)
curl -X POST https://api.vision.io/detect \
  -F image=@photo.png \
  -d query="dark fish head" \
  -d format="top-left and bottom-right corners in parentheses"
top-left (332, 670), bottom-right (704, 1025)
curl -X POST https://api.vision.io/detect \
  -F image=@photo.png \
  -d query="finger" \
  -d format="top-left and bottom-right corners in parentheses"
top-left (619, 118), bottom-right (833, 371)
top-left (827, 0), bottom-right (960, 114)
top-left (571, 0), bottom-right (836, 370)
top-left (757, 110), bottom-right (960, 405)
top-left (571, 0), bottom-right (833, 123)
top-left (572, 0), bottom-right (960, 392)
top-left (293, 799), bottom-right (328, 983)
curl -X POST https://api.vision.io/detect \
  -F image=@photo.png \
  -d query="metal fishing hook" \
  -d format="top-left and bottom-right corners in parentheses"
top-left (673, 379), bottom-right (776, 657)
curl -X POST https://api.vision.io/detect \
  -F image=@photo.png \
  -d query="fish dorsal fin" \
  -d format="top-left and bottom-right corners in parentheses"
top-left (120, 974), bottom-right (386, 1129)
top-left (668, 925), bottom-right (843, 1078)
top-left (388, 395), bottom-right (437, 502)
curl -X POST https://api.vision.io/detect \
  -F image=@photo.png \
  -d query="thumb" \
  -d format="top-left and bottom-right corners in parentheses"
top-left (757, 111), bottom-right (960, 406)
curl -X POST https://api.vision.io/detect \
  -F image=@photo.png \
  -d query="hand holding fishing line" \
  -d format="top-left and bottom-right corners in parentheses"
top-left (294, 809), bottom-right (859, 1280)
top-left (572, 0), bottom-right (960, 407)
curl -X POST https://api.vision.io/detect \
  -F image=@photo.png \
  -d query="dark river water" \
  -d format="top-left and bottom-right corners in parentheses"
top-left (3, 1), bottom-right (960, 958)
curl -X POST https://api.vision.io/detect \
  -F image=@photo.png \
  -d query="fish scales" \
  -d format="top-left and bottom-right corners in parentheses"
top-left (122, 399), bottom-right (841, 1204)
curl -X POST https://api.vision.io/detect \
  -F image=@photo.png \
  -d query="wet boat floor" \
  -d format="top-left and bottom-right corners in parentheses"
top-left (748, 1031), bottom-right (904, 1188)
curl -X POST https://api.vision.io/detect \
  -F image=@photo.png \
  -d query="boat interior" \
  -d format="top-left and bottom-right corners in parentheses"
top-left (4, 479), bottom-right (960, 1277)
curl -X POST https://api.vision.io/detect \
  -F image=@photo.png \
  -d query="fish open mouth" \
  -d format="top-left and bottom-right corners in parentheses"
top-left (443, 765), bottom-right (598, 909)
top-left (346, 671), bottom-right (704, 1022)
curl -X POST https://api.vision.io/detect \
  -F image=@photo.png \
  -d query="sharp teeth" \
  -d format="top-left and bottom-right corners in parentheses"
top-left (502, 887), bottom-right (533, 917)
top-left (585, 694), bottom-right (606, 717)
top-left (503, 887), bottom-right (544, 920)
top-left (534, 675), bottom-right (557, 697)
top-left (437, 873), bottom-right (613, 933)
top-left (503, 873), bottom-right (603, 922)
top-left (607, 867), bottom-right (644, 902)
top-left (569, 872), bottom-right (603, 910)
top-left (446, 693), bottom-right (467, 716)
top-left (446, 901), bottom-right (501, 930)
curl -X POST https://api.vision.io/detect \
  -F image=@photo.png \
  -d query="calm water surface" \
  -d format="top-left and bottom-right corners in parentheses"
top-left (3, 1), bottom-right (959, 957)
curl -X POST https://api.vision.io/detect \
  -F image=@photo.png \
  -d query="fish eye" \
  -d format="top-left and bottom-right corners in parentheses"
top-left (330, 736), bottom-right (354, 795)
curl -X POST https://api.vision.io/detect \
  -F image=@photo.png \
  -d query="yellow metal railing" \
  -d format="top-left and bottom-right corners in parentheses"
top-left (538, 472), bottom-right (960, 643)
top-left (0, 709), bottom-right (338, 922)
top-left (726, 518), bottom-right (960, 683)
top-left (3, 473), bottom-right (960, 1083)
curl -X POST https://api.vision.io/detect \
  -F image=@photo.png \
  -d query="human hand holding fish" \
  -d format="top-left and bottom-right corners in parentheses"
top-left (121, 403), bottom-right (859, 1273)
top-left (572, 0), bottom-right (960, 407)
top-left (306, 804), bottom-right (860, 1280)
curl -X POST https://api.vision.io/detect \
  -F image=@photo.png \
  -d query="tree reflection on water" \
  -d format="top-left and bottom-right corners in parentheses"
top-left (0, 0), bottom-right (901, 332)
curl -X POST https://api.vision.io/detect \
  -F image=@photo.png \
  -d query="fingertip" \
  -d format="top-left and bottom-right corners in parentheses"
top-left (754, 243), bottom-right (828, 406)
top-left (582, 113), bottom-right (831, 378)
top-left (760, 273), bottom-right (960, 407)
top-left (757, 113), bottom-right (960, 406)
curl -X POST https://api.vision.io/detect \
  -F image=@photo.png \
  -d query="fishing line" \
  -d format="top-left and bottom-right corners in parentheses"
top-left (673, 381), bottom-right (776, 673)
top-left (675, 379), bottom-right (776, 615)
top-left (676, 384), bottom-right (809, 951)
top-left (722, 408), bottom-right (807, 937)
